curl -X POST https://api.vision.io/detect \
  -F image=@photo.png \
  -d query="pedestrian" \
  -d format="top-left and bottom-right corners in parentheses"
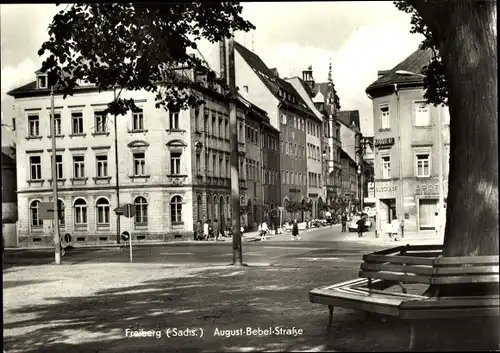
top-left (203, 219), bottom-right (210, 241)
top-left (341, 213), bottom-right (347, 232)
top-left (213, 219), bottom-right (220, 241)
top-left (357, 216), bottom-right (366, 238)
top-left (261, 221), bottom-right (268, 240)
top-left (194, 220), bottom-right (202, 240)
top-left (291, 218), bottom-right (301, 240)
top-left (391, 217), bottom-right (399, 241)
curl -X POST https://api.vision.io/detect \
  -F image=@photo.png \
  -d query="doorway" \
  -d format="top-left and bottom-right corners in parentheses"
top-left (419, 198), bottom-right (438, 230)
top-left (379, 198), bottom-right (396, 232)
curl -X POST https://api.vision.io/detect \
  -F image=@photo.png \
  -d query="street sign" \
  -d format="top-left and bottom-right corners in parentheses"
top-left (121, 231), bottom-right (130, 241)
top-left (114, 207), bottom-right (123, 215)
top-left (39, 202), bottom-right (55, 220)
top-left (122, 203), bottom-right (135, 218)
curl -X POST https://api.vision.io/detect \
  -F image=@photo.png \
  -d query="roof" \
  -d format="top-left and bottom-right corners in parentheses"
top-left (337, 110), bottom-right (360, 129)
top-left (285, 77), bottom-right (323, 122)
top-left (1, 146), bottom-right (16, 165)
top-left (339, 148), bottom-right (356, 165)
top-left (234, 42), bottom-right (316, 119)
top-left (236, 93), bottom-right (279, 133)
top-left (366, 48), bottom-right (433, 95)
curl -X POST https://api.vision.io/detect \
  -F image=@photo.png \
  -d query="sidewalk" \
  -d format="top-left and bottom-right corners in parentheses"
top-left (339, 230), bottom-right (444, 247)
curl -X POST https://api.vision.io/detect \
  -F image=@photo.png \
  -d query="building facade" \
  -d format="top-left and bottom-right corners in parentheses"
top-left (2, 146), bottom-right (17, 247)
top-left (8, 66), bottom-right (275, 246)
top-left (234, 42), bottom-right (318, 222)
top-left (366, 48), bottom-right (450, 233)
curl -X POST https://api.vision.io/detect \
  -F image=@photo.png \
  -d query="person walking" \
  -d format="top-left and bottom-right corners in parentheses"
top-left (341, 213), bottom-right (347, 232)
top-left (356, 215), bottom-right (366, 238)
top-left (194, 220), bottom-right (202, 240)
top-left (291, 219), bottom-right (301, 240)
top-left (203, 219), bottom-right (210, 241)
top-left (213, 219), bottom-right (220, 241)
top-left (261, 221), bottom-right (268, 241)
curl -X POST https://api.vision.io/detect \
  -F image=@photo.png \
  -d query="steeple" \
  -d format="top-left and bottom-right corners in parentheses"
top-left (327, 58), bottom-right (332, 83)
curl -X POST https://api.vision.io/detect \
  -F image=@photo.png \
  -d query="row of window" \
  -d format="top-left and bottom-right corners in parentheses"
top-left (280, 170), bottom-right (323, 188)
top-left (26, 107), bottom-right (175, 138)
top-left (29, 196), bottom-right (184, 229)
top-left (306, 143), bottom-right (322, 161)
top-left (280, 113), bottom-right (322, 138)
top-left (378, 101), bottom-right (450, 130)
top-left (379, 149), bottom-right (449, 179)
top-left (28, 150), bottom-right (183, 181)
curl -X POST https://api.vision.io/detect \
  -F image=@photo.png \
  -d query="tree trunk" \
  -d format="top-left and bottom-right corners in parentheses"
top-left (412, 0), bottom-right (498, 299)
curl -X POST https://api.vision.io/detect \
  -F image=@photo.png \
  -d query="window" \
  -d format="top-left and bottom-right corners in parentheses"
top-left (281, 113), bottom-right (287, 125)
top-left (73, 155), bottom-right (85, 178)
top-left (96, 198), bottom-right (110, 226)
top-left (219, 157), bottom-right (223, 178)
top-left (212, 117), bottom-right (216, 137)
top-left (170, 195), bottom-right (183, 223)
top-left (30, 200), bottom-right (42, 227)
top-left (414, 101), bottom-right (430, 126)
top-left (132, 108), bottom-right (144, 130)
top-left (53, 113), bottom-right (62, 135)
top-left (37, 75), bottom-right (47, 89)
top-left (194, 107), bottom-right (200, 132)
top-left (219, 118), bottom-right (223, 137)
top-left (96, 155), bottom-right (108, 177)
top-left (168, 152), bottom-right (181, 175)
top-left (30, 156), bottom-right (42, 180)
top-left (133, 152), bottom-right (146, 176)
top-left (382, 156), bottom-right (391, 179)
top-left (72, 112), bottom-right (84, 134)
top-left (379, 104), bottom-right (390, 129)
top-left (74, 198), bottom-right (88, 226)
top-left (56, 155), bottom-right (63, 179)
top-left (94, 111), bottom-right (107, 133)
top-left (416, 153), bottom-right (431, 177)
top-left (12, 118), bottom-right (16, 131)
top-left (28, 114), bottom-right (40, 137)
top-left (169, 110), bottom-right (179, 130)
top-left (195, 154), bottom-right (201, 174)
top-left (134, 196), bottom-right (148, 226)
top-left (58, 199), bottom-right (65, 227)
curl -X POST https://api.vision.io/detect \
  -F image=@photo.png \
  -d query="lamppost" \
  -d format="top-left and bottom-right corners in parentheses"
top-left (357, 164), bottom-right (362, 212)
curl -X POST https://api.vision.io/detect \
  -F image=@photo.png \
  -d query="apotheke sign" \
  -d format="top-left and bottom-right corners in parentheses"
top-left (416, 181), bottom-right (448, 196)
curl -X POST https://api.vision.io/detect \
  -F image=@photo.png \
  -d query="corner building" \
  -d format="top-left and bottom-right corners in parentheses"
top-left (366, 48), bottom-right (450, 233)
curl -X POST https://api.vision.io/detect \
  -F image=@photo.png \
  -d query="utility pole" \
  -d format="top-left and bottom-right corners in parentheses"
top-left (113, 87), bottom-right (121, 244)
top-left (50, 86), bottom-right (61, 264)
top-left (395, 84), bottom-right (404, 224)
top-left (227, 33), bottom-right (243, 266)
top-left (437, 105), bottom-right (445, 237)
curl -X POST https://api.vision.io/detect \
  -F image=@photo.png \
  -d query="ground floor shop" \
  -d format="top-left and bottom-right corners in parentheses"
top-left (374, 178), bottom-right (448, 233)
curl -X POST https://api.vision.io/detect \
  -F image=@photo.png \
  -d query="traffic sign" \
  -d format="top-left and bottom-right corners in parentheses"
top-left (121, 231), bottom-right (130, 241)
top-left (114, 207), bottom-right (123, 215)
top-left (122, 203), bottom-right (135, 218)
top-left (39, 202), bottom-right (55, 220)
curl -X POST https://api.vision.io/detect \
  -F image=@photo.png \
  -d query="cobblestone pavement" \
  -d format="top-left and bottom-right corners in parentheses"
top-left (3, 262), bottom-right (413, 353)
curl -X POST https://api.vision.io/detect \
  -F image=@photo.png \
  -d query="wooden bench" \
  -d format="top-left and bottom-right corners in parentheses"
top-left (309, 244), bottom-right (499, 329)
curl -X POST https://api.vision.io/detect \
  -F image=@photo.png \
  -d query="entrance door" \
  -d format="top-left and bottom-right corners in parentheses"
top-left (419, 199), bottom-right (438, 230)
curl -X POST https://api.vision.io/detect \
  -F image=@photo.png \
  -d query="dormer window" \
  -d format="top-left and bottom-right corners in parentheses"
top-left (37, 74), bottom-right (48, 89)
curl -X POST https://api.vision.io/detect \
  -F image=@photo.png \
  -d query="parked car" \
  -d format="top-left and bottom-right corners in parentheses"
top-left (348, 215), bottom-right (371, 232)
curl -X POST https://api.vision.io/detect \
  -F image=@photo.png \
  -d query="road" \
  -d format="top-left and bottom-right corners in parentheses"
top-left (3, 225), bottom-right (383, 269)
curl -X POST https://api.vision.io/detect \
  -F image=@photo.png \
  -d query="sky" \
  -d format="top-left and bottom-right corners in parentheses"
top-left (0, 2), bottom-right (424, 139)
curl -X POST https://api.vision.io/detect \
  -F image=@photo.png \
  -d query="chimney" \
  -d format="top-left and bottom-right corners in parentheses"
top-left (377, 70), bottom-right (389, 79)
top-left (219, 41), bottom-right (227, 82)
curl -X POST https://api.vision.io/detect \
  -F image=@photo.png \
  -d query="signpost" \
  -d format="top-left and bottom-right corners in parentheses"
top-left (121, 203), bottom-right (135, 263)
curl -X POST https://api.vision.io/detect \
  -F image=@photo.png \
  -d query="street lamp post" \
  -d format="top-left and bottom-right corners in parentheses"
top-left (357, 164), bottom-right (363, 212)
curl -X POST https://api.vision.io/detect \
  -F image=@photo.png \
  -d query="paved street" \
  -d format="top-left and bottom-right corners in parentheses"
top-left (3, 225), bottom-right (443, 353)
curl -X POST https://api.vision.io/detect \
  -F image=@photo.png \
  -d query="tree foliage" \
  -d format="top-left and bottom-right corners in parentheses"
top-left (38, 3), bottom-right (255, 116)
top-left (394, 1), bottom-right (449, 106)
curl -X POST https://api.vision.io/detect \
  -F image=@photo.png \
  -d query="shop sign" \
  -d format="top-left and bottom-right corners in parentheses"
top-left (375, 182), bottom-right (397, 194)
top-left (374, 137), bottom-right (395, 147)
top-left (416, 181), bottom-right (448, 196)
top-left (367, 182), bottom-right (375, 198)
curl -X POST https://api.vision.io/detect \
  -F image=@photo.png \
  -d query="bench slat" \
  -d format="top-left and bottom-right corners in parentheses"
top-left (431, 274), bottom-right (499, 285)
top-left (400, 307), bottom-right (499, 319)
top-left (405, 251), bottom-right (442, 257)
top-left (363, 254), bottom-right (434, 265)
top-left (400, 297), bottom-right (499, 309)
top-left (435, 255), bottom-right (499, 265)
top-left (433, 265), bottom-right (499, 275)
top-left (361, 262), bottom-right (434, 276)
top-left (360, 270), bottom-right (432, 284)
top-left (352, 286), bottom-right (428, 299)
